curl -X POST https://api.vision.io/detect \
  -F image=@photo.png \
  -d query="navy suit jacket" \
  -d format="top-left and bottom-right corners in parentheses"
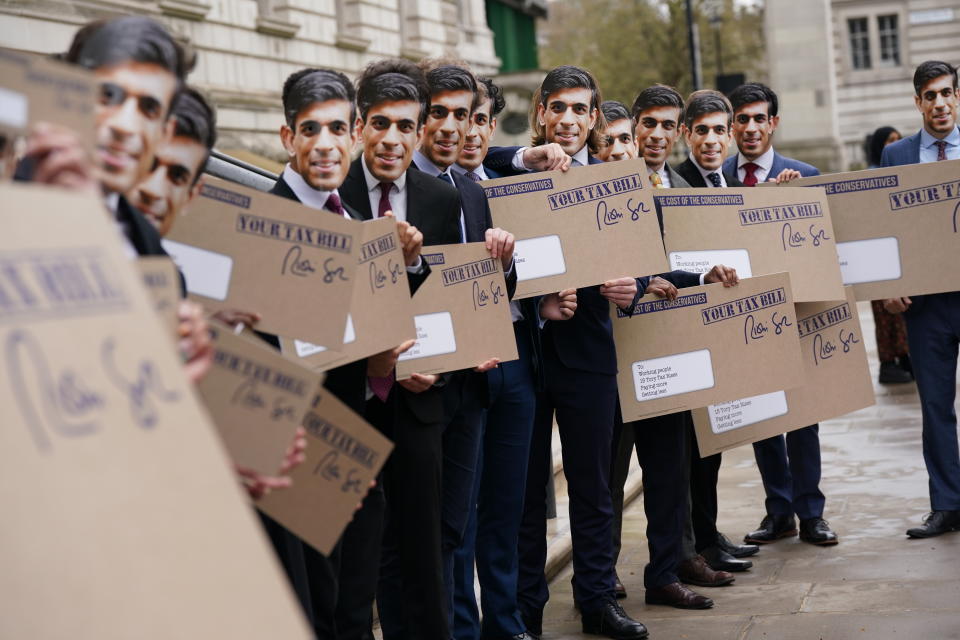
top-left (880, 131), bottom-right (922, 167)
top-left (484, 145), bottom-right (641, 375)
top-left (723, 150), bottom-right (820, 181)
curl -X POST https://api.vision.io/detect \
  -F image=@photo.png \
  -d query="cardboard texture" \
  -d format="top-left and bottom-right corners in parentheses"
top-left (137, 256), bottom-right (180, 337)
top-left (163, 176), bottom-right (359, 347)
top-left (396, 242), bottom-right (518, 379)
top-left (657, 187), bottom-right (845, 303)
top-left (613, 272), bottom-right (804, 422)
top-left (0, 184), bottom-right (310, 639)
top-left (770, 160), bottom-right (960, 300)
top-left (691, 288), bottom-right (874, 456)
top-left (279, 216), bottom-right (416, 371)
top-left (0, 49), bottom-right (96, 180)
top-left (482, 158), bottom-right (668, 299)
top-left (258, 385), bottom-right (393, 555)
top-left (198, 321), bottom-right (324, 474)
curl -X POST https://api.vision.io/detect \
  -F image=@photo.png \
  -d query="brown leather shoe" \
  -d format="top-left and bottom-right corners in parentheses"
top-left (677, 554), bottom-right (736, 587)
top-left (645, 582), bottom-right (713, 609)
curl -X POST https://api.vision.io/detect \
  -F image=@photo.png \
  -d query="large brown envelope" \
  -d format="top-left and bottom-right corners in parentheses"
top-left (657, 187), bottom-right (845, 302)
top-left (0, 49), bottom-right (96, 179)
top-left (137, 256), bottom-right (180, 338)
top-left (691, 288), bottom-right (874, 457)
top-left (613, 272), bottom-right (804, 422)
top-left (258, 385), bottom-right (393, 555)
top-left (482, 158), bottom-right (668, 298)
top-left (163, 177), bottom-right (359, 348)
top-left (198, 321), bottom-right (324, 474)
top-left (278, 216), bottom-right (416, 371)
top-left (0, 184), bottom-right (310, 639)
top-left (770, 160), bottom-right (960, 300)
top-left (396, 242), bottom-right (518, 379)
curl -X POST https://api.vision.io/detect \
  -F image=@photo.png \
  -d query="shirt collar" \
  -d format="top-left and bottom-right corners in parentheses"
top-left (413, 149), bottom-right (452, 179)
top-left (282, 164), bottom-right (334, 210)
top-left (570, 145), bottom-right (590, 167)
top-left (361, 155), bottom-right (407, 193)
top-left (452, 163), bottom-right (488, 181)
top-left (689, 153), bottom-right (724, 183)
top-left (920, 126), bottom-right (960, 149)
top-left (739, 146), bottom-right (774, 171)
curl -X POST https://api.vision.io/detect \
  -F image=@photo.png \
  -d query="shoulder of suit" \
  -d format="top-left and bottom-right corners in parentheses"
top-left (453, 171), bottom-right (487, 198)
top-left (880, 133), bottom-right (920, 166)
top-left (775, 153), bottom-right (821, 176)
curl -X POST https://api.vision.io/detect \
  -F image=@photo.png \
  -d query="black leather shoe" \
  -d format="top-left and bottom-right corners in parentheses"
top-left (906, 510), bottom-right (960, 538)
top-left (614, 571), bottom-right (627, 599)
top-left (879, 360), bottom-right (913, 384)
top-left (521, 609), bottom-right (542, 639)
top-left (700, 545), bottom-right (752, 572)
top-left (581, 600), bottom-right (648, 639)
top-left (744, 514), bottom-right (798, 544)
top-left (799, 517), bottom-right (839, 545)
top-left (645, 581), bottom-right (714, 609)
top-left (715, 532), bottom-right (759, 558)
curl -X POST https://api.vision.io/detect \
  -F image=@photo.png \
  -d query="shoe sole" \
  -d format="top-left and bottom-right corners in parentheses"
top-left (582, 629), bottom-right (648, 640)
top-left (678, 576), bottom-right (735, 587)
top-left (906, 527), bottom-right (960, 539)
top-left (744, 529), bottom-right (798, 545)
top-left (800, 536), bottom-right (839, 546)
top-left (644, 596), bottom-right (714, 610)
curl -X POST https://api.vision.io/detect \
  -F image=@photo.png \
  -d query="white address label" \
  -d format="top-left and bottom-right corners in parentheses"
top-left (708, 390), bottom-right (789, 434)
top-left (397, 311), bottom-right (457, 361)
top-left (836, 237), bottom-right (901, 285)
top-left (514, 235), bottom-right (566, 282)
top-left (161, 239), bottom-right (232, 301)
top-left (632, 349), bottom-right (715, 402)
top-left (669, 249), bottom-right (753, 277)
top-left (293, 314), bottom-right (356, 357)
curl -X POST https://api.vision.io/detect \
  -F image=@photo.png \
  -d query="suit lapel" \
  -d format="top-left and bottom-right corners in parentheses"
top-left (910, 133), bottom-right (922, 164)
top-left (341, 159), bottom-right (374, 220)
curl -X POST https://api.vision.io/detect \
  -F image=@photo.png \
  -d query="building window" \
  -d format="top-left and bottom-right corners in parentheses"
top-left (847, 17), bottom-right (871, 70)
top-left (486, 1), bottom-right (539, 72)
top-left (877, 14), bottom-right (900, 66)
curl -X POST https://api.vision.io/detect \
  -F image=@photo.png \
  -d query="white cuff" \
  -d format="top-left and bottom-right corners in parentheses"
top-left (512, 147), bottom-right (529, 171)
top-left (406, 255), bottom-right (424, 274)
top-left (699, 272), bottom-right (707, 285)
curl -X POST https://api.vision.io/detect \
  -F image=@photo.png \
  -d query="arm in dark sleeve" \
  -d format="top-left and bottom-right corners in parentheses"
top-left (617, 277), bottom-right (649, 317)
top-left (484, 146), bottom-right (525, 177)
top-left (407, 260), bottom-right (431, 295)
top-left (656, 270), bottom-right (701, 289)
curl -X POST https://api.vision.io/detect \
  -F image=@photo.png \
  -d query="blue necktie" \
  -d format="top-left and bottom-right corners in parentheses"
top-left (706, 172), bottom-right (722, 187)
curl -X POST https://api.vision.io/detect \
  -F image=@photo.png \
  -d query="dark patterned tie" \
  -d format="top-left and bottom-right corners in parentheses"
top-left (935, 140), bottom-right (947, 161)
top-left (466, 171), bottom-right (481, 182)
top-left (706, 172), bottom-right (722, 187)
top-left (742, 162), bottom-right (759, 187)
top-left (324, 191), bottom-right (345, 215)
top-left (377, 182), bottom-right (393, 217)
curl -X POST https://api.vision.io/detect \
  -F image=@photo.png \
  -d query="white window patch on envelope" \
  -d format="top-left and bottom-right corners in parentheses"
top-left (836, 237), bottom-right (902, 285)
top-left (0, 88), bottom-right (28, 128)
top-left (513, 235), bottom-right (566, 282)
top-left (669, 249), bottom-right (752, 277)
top-left (708, 390), bottom-right (789, 434)
top-left (397, 311), bottom-right (456, 361)
top-left (161, 239), bottom-right (233, 301)
top-left (632, 349), bottom-right (715, 402)
top-left (293, 314), bottom-right (355, 357)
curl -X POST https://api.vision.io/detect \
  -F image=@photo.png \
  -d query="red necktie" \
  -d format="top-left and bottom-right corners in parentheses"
top-left (377, 182), bottom-right (393, 217)
top-left (324, 192), bottom-right (344, 215)
top-left (742, 162), bottom-right (759, 187)
top-left (935, 140), bottom-right (947, 162)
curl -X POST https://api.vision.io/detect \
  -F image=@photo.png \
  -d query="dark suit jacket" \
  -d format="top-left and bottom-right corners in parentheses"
top-left (340, 158), bottom-right (462, 423)
top-left (483, 145), bottom-right (602, 178)
top-left (675, 158), bottom-right (744, 188)
top-left (880, 131), bottom-right (922, 167)
top-left (722, 151), bottom-right (820, 181)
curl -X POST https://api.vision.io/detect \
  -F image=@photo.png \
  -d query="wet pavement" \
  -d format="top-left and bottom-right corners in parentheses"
top-left (540, 302), bottom-right (960, 639)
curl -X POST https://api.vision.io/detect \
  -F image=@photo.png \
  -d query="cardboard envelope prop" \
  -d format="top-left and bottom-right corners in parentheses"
top-left (613, 272), bottom-right (804, 422)
top-left (692, 288), bottom-right (874, 456)
top-left (776, 160), bottom-right (960, 300)
top-left (396, 242), bottom-right (517, 379)
top-left (657, 187), bottom-right (845, 303)
top-left (482, 158), bottom-right (668, 298)
top-left (0, 184), bottom-right (311, 639)
top-left (137, 256), bottom-right (180, 337)
top-left (164, 177), bottom-right (359, 348)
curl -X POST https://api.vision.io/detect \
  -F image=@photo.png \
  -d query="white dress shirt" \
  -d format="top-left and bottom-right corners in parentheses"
top-left (919, 126), bottom-right (960, 163)
top-left (689, 153), bottom-right (727, 187)
top-left (360, 155), bottom-right (408, 222)
top-left (282, 164), bottom-right (350, 218)
top-left (736, 146), bottom-right (775, 184)
top-left (413, 150), bottom-right (468, 242)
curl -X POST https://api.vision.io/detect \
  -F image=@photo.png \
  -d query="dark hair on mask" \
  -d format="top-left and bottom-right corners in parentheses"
top-left (356, 58), bottom-right (429, 125)
top-left (682, 90), bottom-right (733, 130)
top-left (601, 100), bottom-right (631, 126)
top-left (282, 68), bottom-right (356, 129)
top-left (478, 77), bottom-right (506, 117)
top-left (631, 84), bottom-right (684, 119)
top-left (913, 60), bottom-right (959, 95)
top-left (531, 65), bottom-right (606, 152)
top-left (421, 62), bottom-right (478, 110)
top-left (728, 82), bottom-right (778, 117)
top-left (171, 86), bottom-right (216, 184)
top-left (866, 126), bottom-right (899, 167)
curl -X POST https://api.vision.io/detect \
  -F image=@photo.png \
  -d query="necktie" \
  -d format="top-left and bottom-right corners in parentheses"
top-left (649, 172), bottom-right (663, 188)
top-left (369, 373), bottom-right (394, 403)
top-left (706, 172), bottom-right (722, 188)
top-left (377, 182), bottom-right (393, 217)
top-left (466, 171), bottom-right (481, 182)
top-left (742, 162), bottom-right (759, 187)
top-left (935, 140), bottom-right (947, 161)
top-left (324, 191), bottom-right (344, 215)
top-left (438, 172), bottom-right (454, 186)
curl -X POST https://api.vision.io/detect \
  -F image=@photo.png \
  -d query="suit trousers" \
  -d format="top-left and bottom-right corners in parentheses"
top-left (376, 389), bottom-right (448, 640)
top-left (688, 420), bottom-right (722, 553)
top-left (518, 340), bottom-right (618, 616)
top-left (903, 293), bottom-right (960, 511)
top-left (610, 406), bottom-right (688, 588)
top-left (751, 425), bottom-right (825, 520)
top-left (453, 321), bottom-right (536, 640)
